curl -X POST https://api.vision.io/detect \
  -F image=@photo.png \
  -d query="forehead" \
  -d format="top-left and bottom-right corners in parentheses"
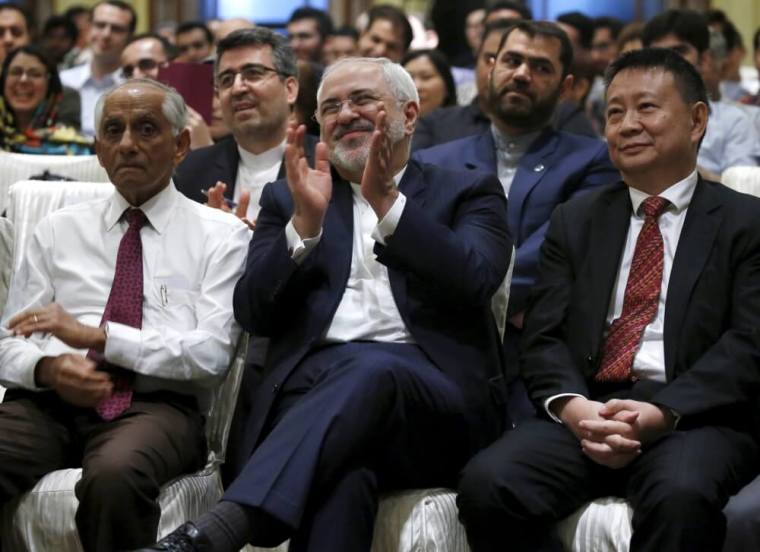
top-left (9, 52), bottom-right (43, 68)
top-left (481, 30), bottom-right (507, 53)
top-left (0, 9), bottom-right (26, 29)
top-left (288, 19), bottom-right (318, 33)
top-left (593, 27), bottom-right (613, 42)
top-left (218, 44), bottom-right (274, 71)
top-left (177, 27), bottom-right (208, 43)
top-left (366, 18), bottom-right (402, 44)
top-left (103, 85), bottom-right (167, 120)
top-left (607, 67), bottom-right (682, 102)
top-left (329, 35), bottom-right (355, 48)
top-left (123, 38), bottom-right (164, 60)
top-left (405, 55), bottom-right (435, 72)
top-left (320, 63), bottom-right (386, 100)
top-left (92, 4), bottom-right (132, 25)
top-left (501, 30), bottom-right (563, 65)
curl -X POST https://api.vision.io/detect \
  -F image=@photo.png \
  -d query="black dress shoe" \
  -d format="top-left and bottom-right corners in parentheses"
top-left (131, 522), bottom-right (213, 551)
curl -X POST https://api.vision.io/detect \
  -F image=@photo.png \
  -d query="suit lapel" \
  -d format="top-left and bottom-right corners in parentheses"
top-left (663, 178), bottom-right (722, 379)
top-left (508, 129), bottom-right (558, 242)
top-left (276, 134), bottom-right (319, 180)
top-left (463, 132), bottom-right (498, 174)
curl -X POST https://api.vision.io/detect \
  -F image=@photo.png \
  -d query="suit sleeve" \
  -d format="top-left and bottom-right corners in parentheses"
top-left (520, 204), bottom-right (591, 406)
top-left (374, 173), bottom-right (512, 307)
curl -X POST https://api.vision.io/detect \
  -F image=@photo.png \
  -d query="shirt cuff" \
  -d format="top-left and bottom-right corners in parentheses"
top-left (371, 192), bottom-right (406, 246)
top-left (285, 219), bottom-right (322, 264)
top-left (544, 393), bottom-right (586, 423)
top-left (103, 321), bottom-right (141, 370)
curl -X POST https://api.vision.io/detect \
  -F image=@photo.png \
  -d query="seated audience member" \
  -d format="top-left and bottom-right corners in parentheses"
top-left (287, 7), bottom-right (333, 64)
top-left (743, 28), bottom-right (760, 106)
top-left (588, 16), bottom-right (624, 133)
top-left (415, 20), bottom-right (617, 418)
top-left (457, 47), bottom-right (760, 552)
top-left (0, 78), bottom-right (249, 551)
top-left (556, 10), bottom-right (594, 55)
top-left (643, 9), bottom-right (758, 178)
top-left (0, 2), bottom-right (33, 63)
top-left (357, 4), bottom-right (413, 63)
top-left (41, 15), bottom-right (78, 66)
top-left (402, 48), bottom-right (456, 117)
top-left (61, 5), bottom-right (91, 69)
top-left (0, 45), bottom-right (90, 154)
top-left (61, 0), bottom-right (136, 137)
top-left (322, 26), bottom-right (358, 65)
top-left (174, 28), bottom-right (316, 225)
top-left (453, 7), bottom-right (485, 68)
top-left (120, 33), bottom-right (173, 80)
top-left (618, 22), bottom-right (645, 54)
top-left (484, 1), bottom-right (533, 25)
top-left (552, 51), bottom-right (598, 137)
top-left (143, 55), bottom-right (512, 552)
top-left (175, 21), bottom-right (214, 63)
top-left (413, 19), bottom-right (515, 150)
top-left (293, 60), bottom-right (321, 136)
top-left (707, 10), bottom-right (749, 102)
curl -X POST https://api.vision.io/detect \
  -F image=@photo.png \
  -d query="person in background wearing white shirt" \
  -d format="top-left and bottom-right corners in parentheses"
top-left (174, 27), bottom-right (318, 229)
top-left (143, 56), bottom-right (511, 552)
top-left (60, 0), bottom-right (135, 138)
top-left (456, 48), bottom-right (760, 552)
top-left (0, 79), bottom-right (249, 552)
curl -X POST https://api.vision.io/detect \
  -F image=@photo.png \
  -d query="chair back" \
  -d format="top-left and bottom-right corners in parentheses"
top-left (721, 166), bottom-right (760, 198)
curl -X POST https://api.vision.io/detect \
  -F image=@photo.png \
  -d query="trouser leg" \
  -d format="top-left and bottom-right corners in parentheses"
top-left (723, 474), bottom-right (760, 551)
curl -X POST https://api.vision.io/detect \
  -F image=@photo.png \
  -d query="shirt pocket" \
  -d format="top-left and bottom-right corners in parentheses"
top-left (152, 277), bottom-right (199, 329)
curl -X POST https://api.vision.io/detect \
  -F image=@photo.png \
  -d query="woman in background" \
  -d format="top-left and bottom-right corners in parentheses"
top-left (402, 49), bottom-right (457, 117)
top-left (0, 45), bottom-right (90, 154)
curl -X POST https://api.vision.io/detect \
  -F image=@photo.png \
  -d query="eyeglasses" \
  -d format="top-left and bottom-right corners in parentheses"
top-left (6, 66), bottom-right (48, 80)
top-left (121, 59), bottom-right (167, 79)
top-left (315, 91), bottom-right (389, 123)
top-left (215, 64), bottom-right (285, 90)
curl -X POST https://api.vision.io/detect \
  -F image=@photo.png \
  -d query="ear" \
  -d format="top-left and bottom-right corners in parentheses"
top-left (285, 76), bottom-right (299, 106)
top-left (174, 128), bottom-right (191, 166)
top-left (403, 100), bottom-right (420, 136)
top-left (559, 74), bottom-right (574, 97)
top-left (690, 101), bottom-right (709, 148)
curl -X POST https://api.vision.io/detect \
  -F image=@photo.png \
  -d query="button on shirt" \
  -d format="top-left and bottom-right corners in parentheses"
top-left (234, 142), bottom-right (285, 221)
top-left (491, 124), bottom-right (542, 197)
top-left (0, 183), bottom-right (250, 412)
top-left (60, 63), bottom-right (123, 137)
top-left (285, 168), bottom-right (415, 343)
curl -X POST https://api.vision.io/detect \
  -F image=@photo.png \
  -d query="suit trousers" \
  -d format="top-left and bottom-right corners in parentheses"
top-left (223, 342), bottom-right (497, 552)
top-left (0, 390), bottom-right (206, 552)
top-left (457, 417), bottom-right (760, 552)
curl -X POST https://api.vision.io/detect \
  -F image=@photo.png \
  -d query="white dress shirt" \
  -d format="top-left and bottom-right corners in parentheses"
top-left (285, 167), bottom-right (414, 343)
top-left (234, 141), bottom-right (285, 221)
top-left (490, 124), bottom-right (542, 198)
top-left (545, 170), bottom-right (698, 420)
top-left (60, 63), bottom-right (123, 137)
top-left (0, 183), bottom-right (250, 412)
top-left (698, 100), bottom-right (758, 175)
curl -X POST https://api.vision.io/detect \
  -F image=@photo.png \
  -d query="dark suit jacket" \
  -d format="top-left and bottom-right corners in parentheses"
top-left (414, 128), bottom-right (619, 316)
top-left (521, 178), bottom-right (760, 425)
top-left (412, 98), bottom-right (490, 151)
top-left (231, 159), bottom-right (513, 462)
top-left (174, 134), bottom-right (318, 205)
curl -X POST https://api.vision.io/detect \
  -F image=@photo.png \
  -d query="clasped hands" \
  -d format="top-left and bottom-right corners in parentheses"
top-left (8, 303), bottom-right (113, 407)
top-left (556, 396), bottom-right (676, 469)
top-left (286, 106), bottom-right (398, 240)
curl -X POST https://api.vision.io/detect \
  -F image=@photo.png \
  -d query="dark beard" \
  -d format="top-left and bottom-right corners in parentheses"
top-left (488, 80), bottom-right (562, 130)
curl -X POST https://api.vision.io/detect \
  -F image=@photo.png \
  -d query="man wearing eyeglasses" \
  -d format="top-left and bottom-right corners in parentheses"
top-left (120, 33), bottom-right (172, 81)
top-left (174, 27), bottom-right (317, 227)
top-left (60, 0), bottom-right (136, 137)
top-left (144, 56), bottom-right (511, 552)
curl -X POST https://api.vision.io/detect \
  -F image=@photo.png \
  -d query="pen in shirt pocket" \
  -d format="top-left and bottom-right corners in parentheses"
top-left (200, 189), bottom-right (238, 209)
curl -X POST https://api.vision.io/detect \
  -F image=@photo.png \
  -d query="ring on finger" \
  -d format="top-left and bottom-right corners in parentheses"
top-left (33, 314), bottom-right (39, 324)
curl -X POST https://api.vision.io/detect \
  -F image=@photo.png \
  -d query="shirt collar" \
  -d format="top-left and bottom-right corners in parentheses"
top-left (237, 140), bottom-right (286, 170)
top-left (349, 165), bottom-right (408, 198)
top-left (628, 169), bottom-right (698, 217)
top-left (490, 123), bottom-right (542, 156)
top-left (81, 64), bottom-right (123, 88)
top-left (105, 180), bottom-right (179, 234)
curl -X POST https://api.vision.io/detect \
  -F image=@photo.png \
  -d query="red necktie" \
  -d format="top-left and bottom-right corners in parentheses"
top-left (93, 208), bottom-right (147, 421)
top-left (595, 196), bottom-right (670, 383)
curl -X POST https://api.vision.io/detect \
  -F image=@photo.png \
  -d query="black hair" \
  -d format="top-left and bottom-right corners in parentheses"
top-left (401, 48), bottom-right (457, 108)
top-left (330, 25), bottom-right (359, 41)
top-left (593, 16), bottom-right (624, 40)
top-left (216, 27), bottom-right (297, 79)
top-left (43, 15), bottom-right (78, 43)
top-left (497, 20), bottom-right (574, 77)
top-left (478, 18), bottom-right (520, 55)
top-left (126, 32), bottom-right (177, 60)
top-left (706, 10), bottom-right (744, 51)
top-left (92, 1), bottom-right (137, 35)
top-left (557, 11), bottom-right (594, 50)
top-left (642, 9), bottom-right (709, 54)
top-left (485, 1), bottom-right (533, 21)
top-left (0, 2), bottom-right (34, 35)
top-left (1, 44), bottom-right (63, 99)
top-left (288, 7), bottom-right (334, 41)
top-left (604, 47), bottom-right (708, 109)
top-left (365, 4), bottom-right (414, 52)
top-left (175, 21), bottom-right (214, 46)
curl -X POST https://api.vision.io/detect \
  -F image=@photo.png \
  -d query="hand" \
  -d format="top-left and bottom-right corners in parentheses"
top-left (35, 354), bottom-right (113, 407)
top-left (186, 106), bottom-right (214, 149)
top-left (285, 122), bottom-right (332, 238)
top-left (8, 303), bottom-right (105, 351)
top-left (360, 106), bottom-right (398, 219)
top-left (205, 181), bottom-right (256, 230)
top-left (599, 399), bottom-right (676, 445)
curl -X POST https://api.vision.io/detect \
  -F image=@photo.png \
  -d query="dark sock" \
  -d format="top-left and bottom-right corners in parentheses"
top-left (194, 500), bottom-right (252, 552)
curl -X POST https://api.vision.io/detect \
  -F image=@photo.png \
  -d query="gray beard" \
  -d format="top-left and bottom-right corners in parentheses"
top-left (330, 116), bottom-right (406, 176)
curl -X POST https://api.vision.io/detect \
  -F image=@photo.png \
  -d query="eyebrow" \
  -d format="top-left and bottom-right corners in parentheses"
top-left (320, 88), bottom-right (375, 104)
top-left (500, 50), bottom-right (555, 67)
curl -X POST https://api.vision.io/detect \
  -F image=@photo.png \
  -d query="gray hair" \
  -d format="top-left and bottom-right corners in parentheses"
top-left (215, 27), bottom-right (298, 80)
top-left (93, 78), bottom-right (188, 138)
top-left (317, 57), bottom-right (419, 105)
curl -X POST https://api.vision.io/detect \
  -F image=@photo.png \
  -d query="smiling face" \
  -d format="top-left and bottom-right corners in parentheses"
top-left (4, 52), bottom-right (49, 124)
top-left (605, 67), bottom-right (706, 189)
top-left (358, 19), bottom-right (405, 62)
top-left (404, 55), bottom-right (447, 116)
top-left (287, 18), bottom-right (323, 62)
top-left (121, 38), bottom-right (168, 80)
top-left (95, 83), bottom-right (190, 206)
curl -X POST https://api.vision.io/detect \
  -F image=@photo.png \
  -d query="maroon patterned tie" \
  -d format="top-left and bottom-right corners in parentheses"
top-left (93, 208), bottom-right (147, 421)
top-left (595, 196), bottom-right (670, 383)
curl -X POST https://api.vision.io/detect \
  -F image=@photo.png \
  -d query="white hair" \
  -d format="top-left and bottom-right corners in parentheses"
top-left (93, 78), bottom-right (188, 138)
top-left (317, 57), bottom-right (420, 105)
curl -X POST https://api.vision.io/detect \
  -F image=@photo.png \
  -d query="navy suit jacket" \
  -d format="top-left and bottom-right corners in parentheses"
top-left (411, 98), bottom-right (490, 151)
top-left (174, 134), bottom-right (318, 205)
top-left (231, 159), bottom-right (513, 463)
top-left (413, 128), bottom-right (619, 316)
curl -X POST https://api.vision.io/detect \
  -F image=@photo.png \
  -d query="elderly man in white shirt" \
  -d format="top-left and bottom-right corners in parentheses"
top-left (0, 79), bottom-right (249, 552)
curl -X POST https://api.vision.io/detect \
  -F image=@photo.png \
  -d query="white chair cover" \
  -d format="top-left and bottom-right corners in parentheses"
top-left (0, 152), bottom-right (108, 215)
top-left (0, 217), bottom-right (13, 316)
top-left (721, 166), bottom-right (760, 198)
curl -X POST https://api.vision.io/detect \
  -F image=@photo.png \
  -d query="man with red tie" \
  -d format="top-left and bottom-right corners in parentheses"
top-left (0, 78), bottom-right (249, 551)
top-left (457, 48), bottom-right (760, 552)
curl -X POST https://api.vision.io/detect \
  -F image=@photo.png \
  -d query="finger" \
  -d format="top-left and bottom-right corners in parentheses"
top-left (600, 398), bottom-right (637, 416)
top-left (241, 218), bottom-right (256, 231)
top-left (581, 439), bottom-right (614, 455)
top-left (610, 410), bottom-right (640, 424)
top-left (314, 142), bottom-right (331, 174)
top-left (604, 433), bottom-right (642, 452)
top-left (294, 124), bottom-right (306, 157)
top-left (7, 309), bottom-right (38, 329)
top-left (236, 190), bottom-right (251, 219)
top-left (579, 419), bottom-right (635, 439)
